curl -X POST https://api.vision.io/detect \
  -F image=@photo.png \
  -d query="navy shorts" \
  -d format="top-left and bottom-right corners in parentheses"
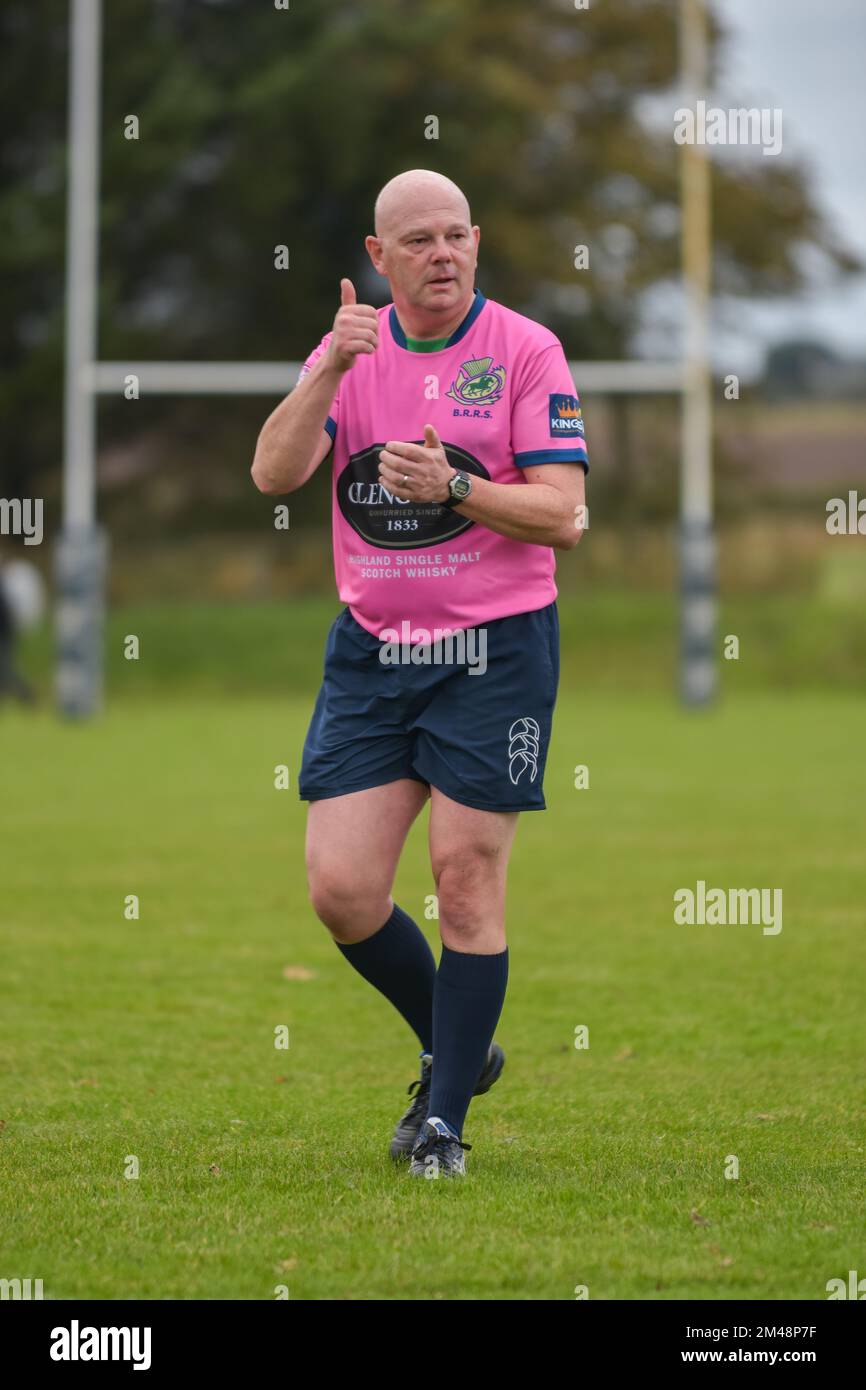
top-left (298, 603), bottom-right (560, 813)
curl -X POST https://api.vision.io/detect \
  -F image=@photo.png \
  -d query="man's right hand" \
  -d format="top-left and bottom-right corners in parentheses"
top-left (325, 278), bottom-right (379, 373)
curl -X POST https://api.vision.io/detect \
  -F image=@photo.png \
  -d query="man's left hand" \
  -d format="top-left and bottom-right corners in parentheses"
top-left (378, 424), bottom-right (452, 503)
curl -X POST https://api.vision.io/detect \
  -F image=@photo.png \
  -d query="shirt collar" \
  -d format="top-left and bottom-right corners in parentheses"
top-left (389, 288), bottom-right (486, 351)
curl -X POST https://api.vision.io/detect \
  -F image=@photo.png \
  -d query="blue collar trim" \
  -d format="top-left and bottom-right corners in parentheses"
top-left (389, 288), bottom-right (486, 350)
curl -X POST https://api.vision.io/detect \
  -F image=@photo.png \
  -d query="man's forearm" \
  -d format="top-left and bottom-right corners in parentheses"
top-left (452, 475), bottom-right (581, 550)
top-left (252, 356), bottom-right (343, 495)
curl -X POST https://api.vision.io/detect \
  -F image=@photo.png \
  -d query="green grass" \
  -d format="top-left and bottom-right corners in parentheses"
top-left (1, 676), bottom-right (864, 1299)
top-left (17, 591), bottom-right (866, 697)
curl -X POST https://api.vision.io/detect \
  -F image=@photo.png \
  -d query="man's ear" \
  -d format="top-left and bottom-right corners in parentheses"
top-left (365, 234), bottom-right (386, 276)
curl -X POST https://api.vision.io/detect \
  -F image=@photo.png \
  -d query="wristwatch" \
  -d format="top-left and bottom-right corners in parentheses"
top-left (442, 469), bottom-right (472, 509)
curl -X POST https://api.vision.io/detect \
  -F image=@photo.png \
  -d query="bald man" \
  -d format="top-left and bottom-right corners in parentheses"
top-left (252, 170), bottom-right (588, 1178)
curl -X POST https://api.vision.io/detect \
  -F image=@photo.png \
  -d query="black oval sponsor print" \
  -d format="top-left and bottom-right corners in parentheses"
top-left (337, 442), bottom-right (491, 548)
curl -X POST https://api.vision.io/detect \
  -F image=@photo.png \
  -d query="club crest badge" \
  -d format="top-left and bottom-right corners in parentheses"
top-left (446, 356), bottom-right (506, 406)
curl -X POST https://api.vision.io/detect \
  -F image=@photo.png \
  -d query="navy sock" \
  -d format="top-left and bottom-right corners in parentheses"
top-left (428, 944), bottom-right (509, 1138)
top-left (336, 904), bottom-right (435, 1053)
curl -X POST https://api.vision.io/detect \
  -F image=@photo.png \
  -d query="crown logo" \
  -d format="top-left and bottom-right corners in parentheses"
top-left (557, 403), bottom-right (581, 418)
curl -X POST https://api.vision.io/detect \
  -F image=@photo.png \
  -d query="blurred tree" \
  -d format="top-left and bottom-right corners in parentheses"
top-left (0, 0), bottom-right (860, 515)
top-left (762, 339), bottom-right (838, 399)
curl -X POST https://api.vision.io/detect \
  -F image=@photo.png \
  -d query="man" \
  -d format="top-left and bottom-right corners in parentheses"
top-left (252, 170), bottom-right (587, 1178)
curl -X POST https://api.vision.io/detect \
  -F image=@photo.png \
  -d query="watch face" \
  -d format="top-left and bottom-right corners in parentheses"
top-left (451, 472), bottom-right (471, 499)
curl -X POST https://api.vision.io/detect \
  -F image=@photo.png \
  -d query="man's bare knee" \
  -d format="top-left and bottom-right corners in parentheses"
top-left (307, 868), bottom-right (391, 943)
top-left (432, 839), bottom-right (502, 891)
top-left (435, 846), bottom-right (505, 948)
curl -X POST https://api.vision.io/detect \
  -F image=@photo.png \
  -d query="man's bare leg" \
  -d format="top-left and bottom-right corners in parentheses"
top-left (429, 789), bottom-right (519, 955)
top-left (306, 778), bottom-right (429, 943)
top-left (306, 778), bottom-right (437, 1055)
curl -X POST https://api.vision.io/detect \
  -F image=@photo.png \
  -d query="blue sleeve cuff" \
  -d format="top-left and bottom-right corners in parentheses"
top-left (514, 448), bottom-right (588, 474)
top-left (324, 416), bottom-right (337, 441)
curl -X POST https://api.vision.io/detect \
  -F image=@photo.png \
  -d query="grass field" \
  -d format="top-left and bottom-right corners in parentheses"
top-left (1, 601), bottom-right (864, 1299)
top-left (15, 590), bottom-right (866, 697)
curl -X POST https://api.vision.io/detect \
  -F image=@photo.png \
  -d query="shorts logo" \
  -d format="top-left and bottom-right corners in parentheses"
top-left (446, 357), bottom-right (506, 407)
top-left (508, 716), bottom-right (540, 785)
top-left (549, 393), bottom-right (584, 437)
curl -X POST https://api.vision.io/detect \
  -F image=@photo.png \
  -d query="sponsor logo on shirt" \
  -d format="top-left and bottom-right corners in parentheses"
top-left (549, 393), bottom-right (584, 437)
top-left (337, 442), bottom-right (491, 548)
top-left (446, 356), bottom-right (506, 408)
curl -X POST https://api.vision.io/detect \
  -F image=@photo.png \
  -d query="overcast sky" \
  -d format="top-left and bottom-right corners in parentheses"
top-left (715, 0), bottom-right (866, 367)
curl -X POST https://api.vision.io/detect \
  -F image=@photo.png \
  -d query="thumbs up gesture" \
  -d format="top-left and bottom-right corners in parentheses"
top-left (325, 278), bottom-right (379, 373)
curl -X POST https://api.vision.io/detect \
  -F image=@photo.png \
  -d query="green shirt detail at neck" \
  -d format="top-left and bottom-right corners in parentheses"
top-left (404, 334), bottom-right (451, 353)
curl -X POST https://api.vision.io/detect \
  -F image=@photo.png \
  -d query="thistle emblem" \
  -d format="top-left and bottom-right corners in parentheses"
top-left (445, 356), bottom-right (506, 406)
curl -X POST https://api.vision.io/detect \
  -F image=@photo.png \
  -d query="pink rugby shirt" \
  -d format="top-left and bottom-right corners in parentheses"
top-left (297, 288), bottom-right (588, 639)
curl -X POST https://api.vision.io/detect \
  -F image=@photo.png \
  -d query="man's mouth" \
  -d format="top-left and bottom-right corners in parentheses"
top-left (428, 276), bottom-right (455, 285)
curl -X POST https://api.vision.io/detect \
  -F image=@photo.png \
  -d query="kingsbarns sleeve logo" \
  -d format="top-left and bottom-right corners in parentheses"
top-left (548, 394), bottom-right (584, 437)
